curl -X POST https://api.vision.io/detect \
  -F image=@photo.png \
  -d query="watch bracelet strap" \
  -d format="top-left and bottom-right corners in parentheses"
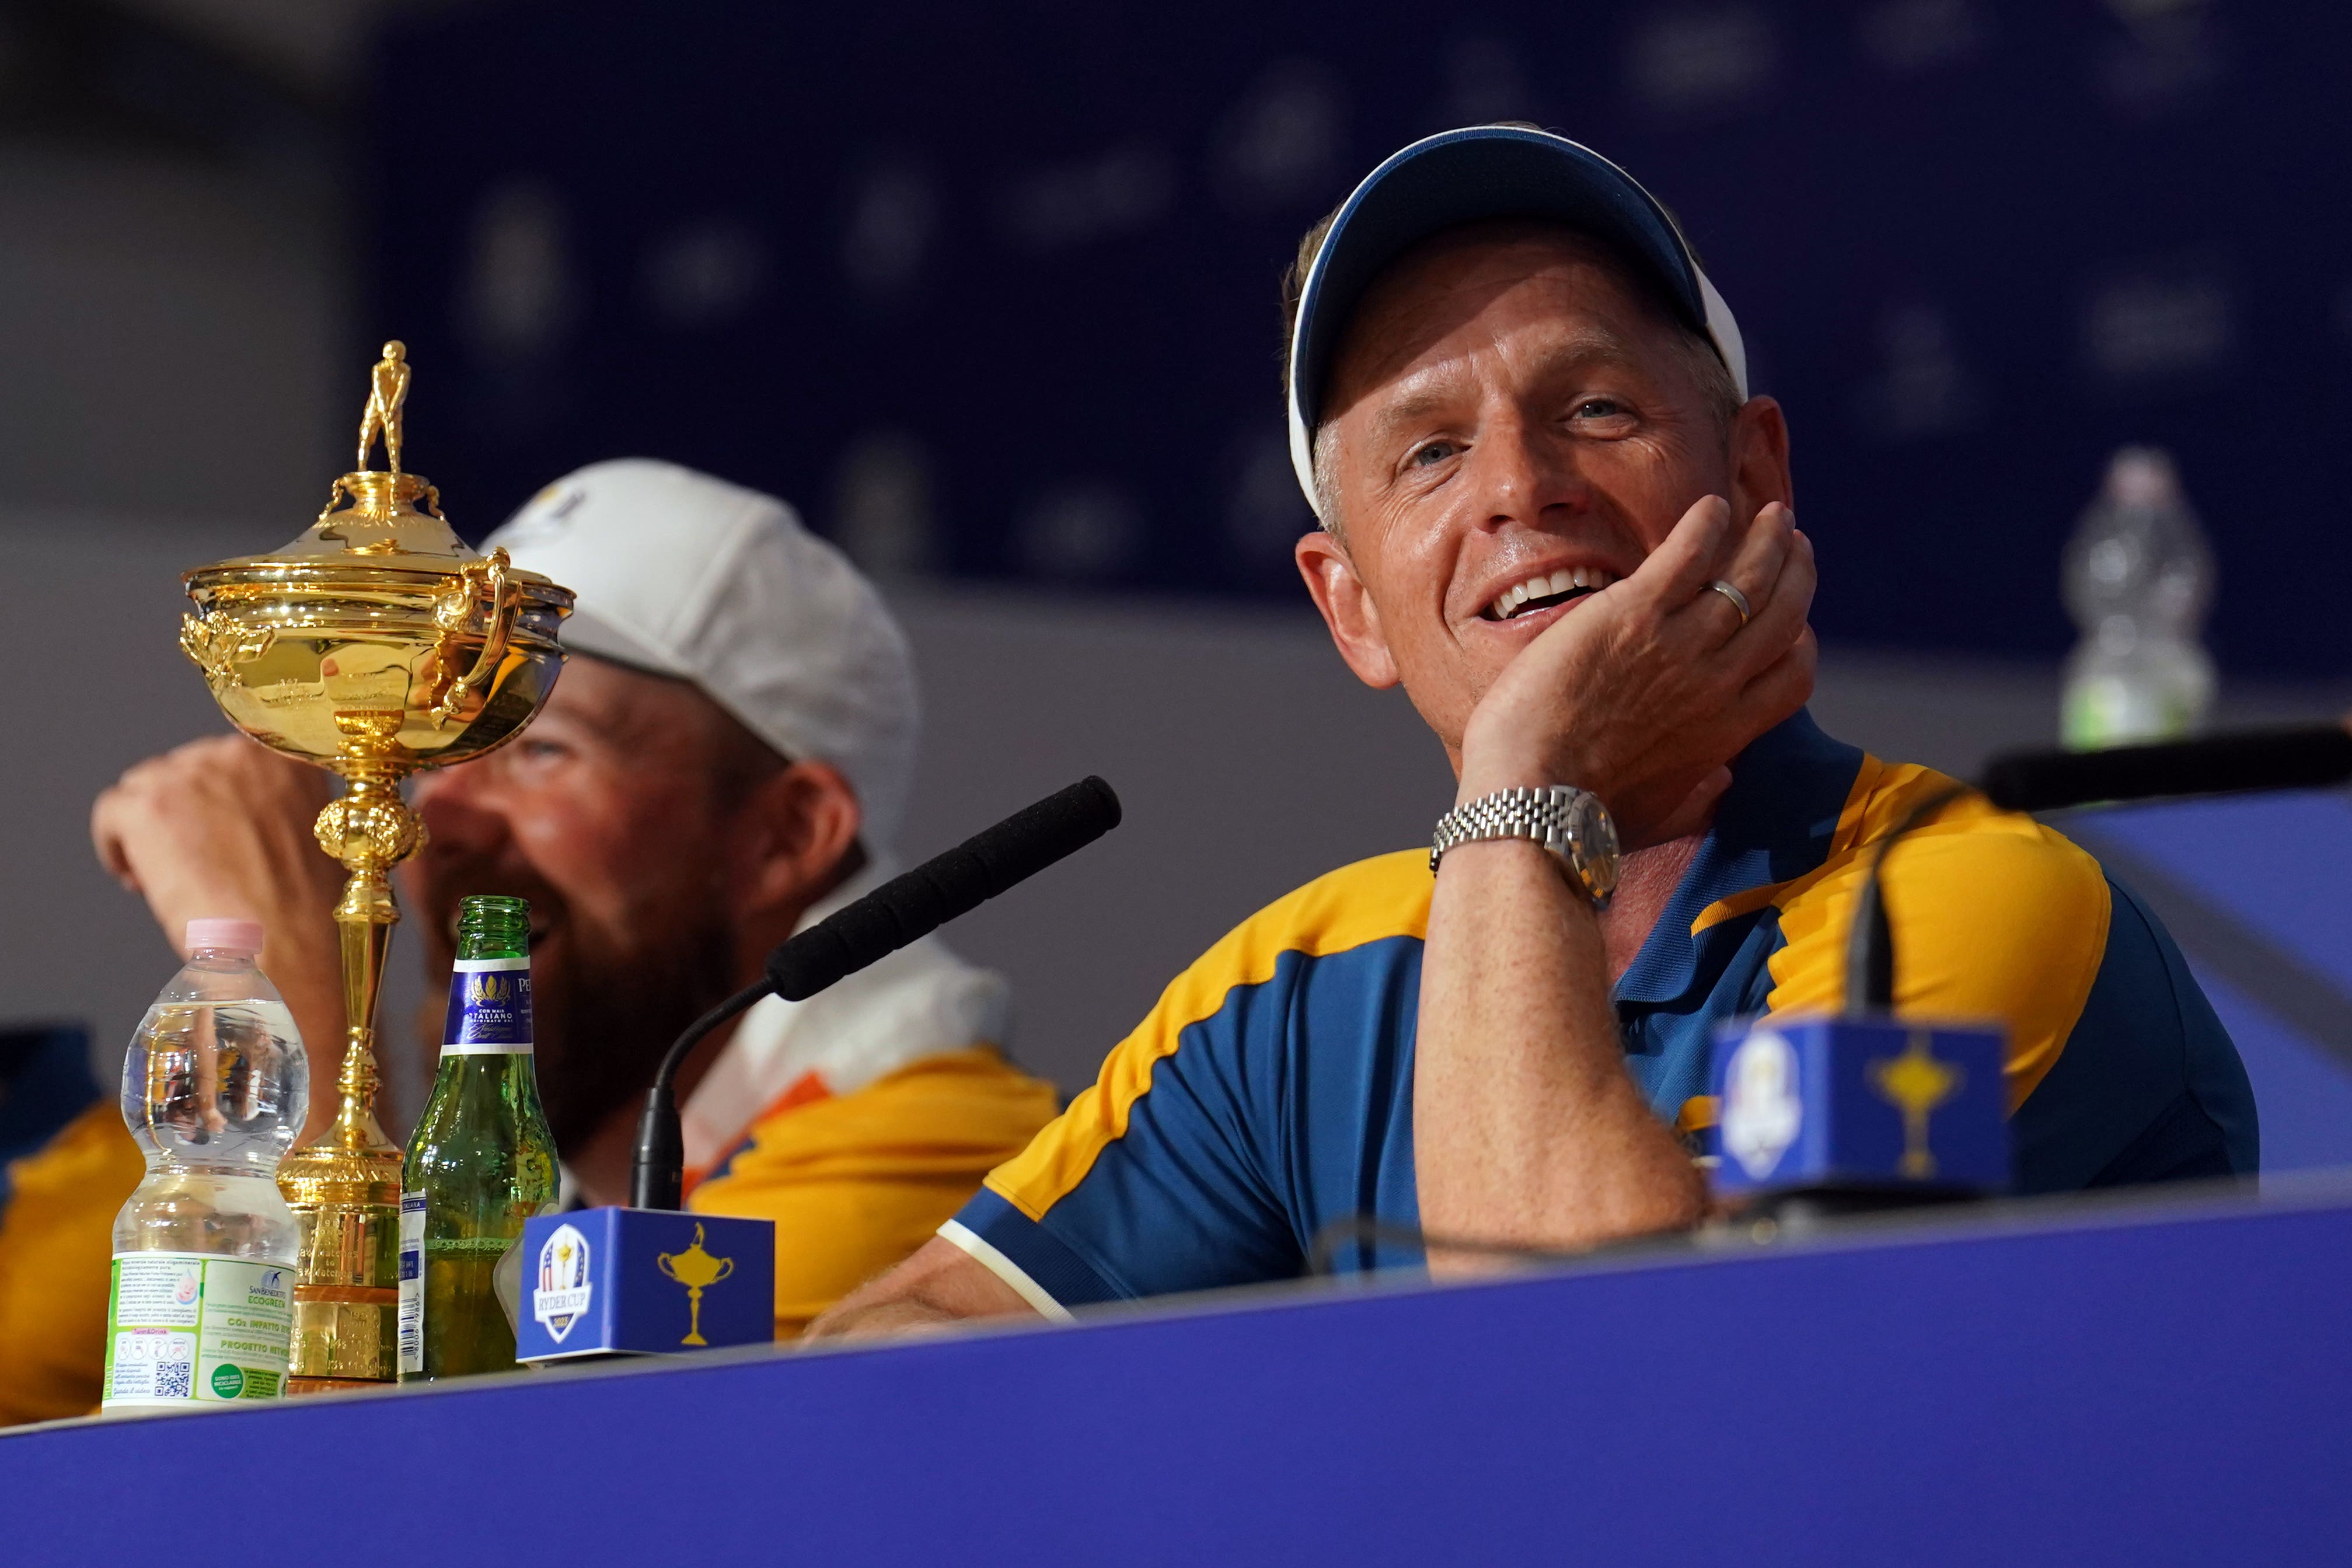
top-left (1429, 785), bottom-right (1586, 874)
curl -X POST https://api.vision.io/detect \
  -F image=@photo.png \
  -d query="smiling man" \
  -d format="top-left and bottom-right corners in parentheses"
top-left (14, 461), bottom-right (1056, 1416)
top-left (809, 126), bottom-right (2256, 1337)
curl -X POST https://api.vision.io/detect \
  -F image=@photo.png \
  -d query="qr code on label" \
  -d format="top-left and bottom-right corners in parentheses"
top-left (154, 1360), bottom-right (194, 1399)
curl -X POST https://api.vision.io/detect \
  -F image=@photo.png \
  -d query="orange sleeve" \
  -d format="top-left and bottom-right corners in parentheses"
top-left (0, 1102), bottom-right (145, 1426)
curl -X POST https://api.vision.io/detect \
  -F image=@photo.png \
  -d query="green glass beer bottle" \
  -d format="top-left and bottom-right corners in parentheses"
top-left (398, 895), bottom-right (557, 1381)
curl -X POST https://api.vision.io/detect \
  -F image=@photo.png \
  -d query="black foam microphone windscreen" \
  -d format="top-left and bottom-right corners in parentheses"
top-left (767, 775), bottom-right (1122, 1001)
top-left (1980, 726), bottom-right (2352, 815)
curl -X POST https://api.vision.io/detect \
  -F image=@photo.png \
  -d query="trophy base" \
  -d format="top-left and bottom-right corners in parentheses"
top-left (289, 1281), bottom-right (401, 1385)
top-left (287, 1377), bottom-right (393, 1397)
top-left (282, 1139), bottom-right (405, 1385)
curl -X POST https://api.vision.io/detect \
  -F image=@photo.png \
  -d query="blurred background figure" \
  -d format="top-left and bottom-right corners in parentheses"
top-left (6, 0), bottom-right (2352, 1398)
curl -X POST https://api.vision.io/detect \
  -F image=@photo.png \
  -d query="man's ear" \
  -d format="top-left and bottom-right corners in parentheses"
top-left (1296, 528), bottom-right (1401, 690)
top-left (728, 759), bottom-right (864, 927)
top-left (1728, 395), bottom-right (1793, 522)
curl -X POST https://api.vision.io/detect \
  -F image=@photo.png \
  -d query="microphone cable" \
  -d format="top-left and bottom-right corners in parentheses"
top-left (1843, 783), bottom-right (1971, 1015)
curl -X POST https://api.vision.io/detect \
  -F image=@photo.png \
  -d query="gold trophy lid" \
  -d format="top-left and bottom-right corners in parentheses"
top-left (187, 341), bottom-right (564, 591)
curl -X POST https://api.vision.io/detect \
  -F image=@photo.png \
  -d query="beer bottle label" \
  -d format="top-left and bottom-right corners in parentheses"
top-left (396, 1192), bottom-right (426, 1375)
top-left (442, 957), bottom-right (532, 1056)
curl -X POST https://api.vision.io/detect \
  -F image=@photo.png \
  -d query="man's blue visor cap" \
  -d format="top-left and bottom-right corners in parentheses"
top-left (1285, 124), bottom-right (1748, 508)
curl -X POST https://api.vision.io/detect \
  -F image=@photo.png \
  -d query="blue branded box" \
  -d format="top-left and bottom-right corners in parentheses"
top-left (1708, 1015), bottom-right (2009, 1197)
top-left (515, 1207), bottom-right (774, 1363)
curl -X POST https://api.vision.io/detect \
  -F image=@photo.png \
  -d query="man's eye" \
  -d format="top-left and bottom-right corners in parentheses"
top-left (1573, 399), bottom-right (1625, 420)
top-left (515, 739), bottom-right (570, 763)
top-left (1409, 440), bottom-right (1459, 467)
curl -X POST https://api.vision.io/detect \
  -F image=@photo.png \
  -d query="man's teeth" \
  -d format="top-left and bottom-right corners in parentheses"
top-left (1491, 566), bottom-right (1617, 620)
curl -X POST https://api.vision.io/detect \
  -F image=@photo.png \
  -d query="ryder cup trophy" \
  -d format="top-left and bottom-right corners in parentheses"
top-left (179, 342), bottom-right (573, 1391)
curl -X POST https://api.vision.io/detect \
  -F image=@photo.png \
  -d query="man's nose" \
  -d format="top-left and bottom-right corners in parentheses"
top-left (1472, 417), bottom-right (1587, 530)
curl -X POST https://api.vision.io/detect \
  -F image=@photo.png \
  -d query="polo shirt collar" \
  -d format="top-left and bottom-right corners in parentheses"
top-left (1611, 709), bottom-right (1864, 1009)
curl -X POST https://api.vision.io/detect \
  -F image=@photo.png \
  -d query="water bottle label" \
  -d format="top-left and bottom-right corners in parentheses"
top-left (2063, 673), bottom-right (2197, 751)
top-left (443, 957), bottom-right (533, 1056)
top-left (102, 1253), bottom-right (292, 1409)
top-left (397, 1192), bottom-right (425, 1375)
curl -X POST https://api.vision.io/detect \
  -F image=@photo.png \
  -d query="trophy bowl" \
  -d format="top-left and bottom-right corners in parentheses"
top-left (184, 488), bottom-right (571, 773)
top-left (179, 344), bottom-right (573, 1391)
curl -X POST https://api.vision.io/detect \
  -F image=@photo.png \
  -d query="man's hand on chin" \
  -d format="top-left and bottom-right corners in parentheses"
top-left (1414, 495), bottom-right (1816, 1263)
top-left (93, 734), bottom-right (348, 1133)
top-left (1456, 495), bottom-right (1817, 844)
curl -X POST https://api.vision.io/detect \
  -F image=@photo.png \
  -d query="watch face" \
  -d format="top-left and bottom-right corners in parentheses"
top-left (1571, 793), bottom-right (1620, 899)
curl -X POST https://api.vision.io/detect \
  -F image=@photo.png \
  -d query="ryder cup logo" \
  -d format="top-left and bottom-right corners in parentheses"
top-left (533, 1224), bottom-right (594, 1343)
top-left (1721, 1031), bottom-right (1803, 1179)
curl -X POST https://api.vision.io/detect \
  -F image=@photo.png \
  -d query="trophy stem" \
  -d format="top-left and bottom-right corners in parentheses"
top-left (281, 758), bottom-right (423, 1392)
top-left (332, 848), bottom-right (398, 1146)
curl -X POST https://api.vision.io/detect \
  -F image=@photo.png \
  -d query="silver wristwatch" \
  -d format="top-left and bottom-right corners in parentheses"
top-left (1429, 785), bottom-right (1621, 907)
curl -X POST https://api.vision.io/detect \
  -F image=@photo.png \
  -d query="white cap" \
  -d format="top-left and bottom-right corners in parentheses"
top-left (487, 459), bottom-right (920, 851)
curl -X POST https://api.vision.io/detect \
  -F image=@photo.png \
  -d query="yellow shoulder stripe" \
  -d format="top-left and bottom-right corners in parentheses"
top-left (987, 850), bottom-right (1432, 1221)
top-left (1690, 755), bottom-right (1941, 935)
top-left (1695, 756), bottom-right (2110, 1112)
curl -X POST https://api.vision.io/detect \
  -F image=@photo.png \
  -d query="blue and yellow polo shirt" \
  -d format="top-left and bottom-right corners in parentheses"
top-left (942, 711), bottom-right (2257, 1311)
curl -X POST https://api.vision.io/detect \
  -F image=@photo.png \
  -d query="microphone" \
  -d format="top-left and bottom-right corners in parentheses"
top-left (627, 776), bottom-right (1123, 1210)
top-left (1980, 724), bottom-right (2352, 815)
top-left (1716, 722), bottom-right (2352, 1222)
top-left (765, 775), bottom-right (1123, 1004)
top-left (1855, 724), bottom-right (2352, 1034)
top-left (1712, 782), bottom-right (2006, 1221)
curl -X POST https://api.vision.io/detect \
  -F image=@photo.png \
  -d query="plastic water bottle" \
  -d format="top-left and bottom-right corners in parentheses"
top-left (2060, 446), bottom-right (2215, 749)
top-left (103, 919), bottom-right (309, 1413)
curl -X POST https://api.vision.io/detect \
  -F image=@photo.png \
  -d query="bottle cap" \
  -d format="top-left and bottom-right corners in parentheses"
top-left (184, 918), bottom-right (264, 955)
top-left (2106, 446), bottom-right (2180, 508)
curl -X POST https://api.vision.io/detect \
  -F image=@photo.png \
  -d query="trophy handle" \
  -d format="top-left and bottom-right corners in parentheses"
top-left (426, 549), bottom-right (518, 729)
top-left (709, 1257), bottom-right (734, 1283)
top-left (179, 612), bottom-right (276, 686)
top-left (657, 1253), bottom-right (678, 1281)
top-left (312, 476), bottom-right (353, 528)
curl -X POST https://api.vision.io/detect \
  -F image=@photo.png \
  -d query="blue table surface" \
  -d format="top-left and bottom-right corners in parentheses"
top-left (9, 1178), bottom-right (2343, 1567)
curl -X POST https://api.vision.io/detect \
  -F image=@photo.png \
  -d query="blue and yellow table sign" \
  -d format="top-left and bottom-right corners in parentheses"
top-left (515, 1207), bottom-right (774, 1363)
top-left (1708, 1015), bottom-right (2009, 1203)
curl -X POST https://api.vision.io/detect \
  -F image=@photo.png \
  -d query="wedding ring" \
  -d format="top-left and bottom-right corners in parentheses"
top-left (1708, 579), bottom-right (1753, 627)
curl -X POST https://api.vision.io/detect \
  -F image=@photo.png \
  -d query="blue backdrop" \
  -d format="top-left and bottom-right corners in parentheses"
top-left (369, 1), bottom-right (2352, 675)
